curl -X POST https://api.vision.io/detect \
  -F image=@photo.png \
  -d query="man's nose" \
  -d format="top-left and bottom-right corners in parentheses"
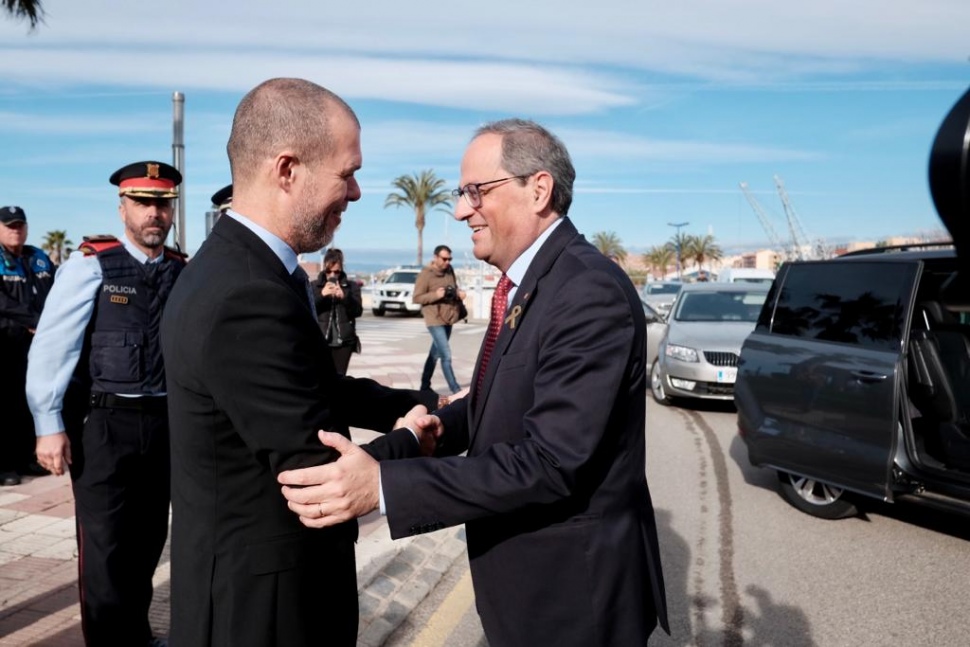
top-left (452, 197), bottom-right (472, 221)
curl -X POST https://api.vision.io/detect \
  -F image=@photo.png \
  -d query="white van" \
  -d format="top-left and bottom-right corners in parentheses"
top-left (717, 268), bottom-right (775, 285)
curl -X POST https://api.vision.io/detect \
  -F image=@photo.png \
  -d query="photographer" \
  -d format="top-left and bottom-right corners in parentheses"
top-left (413, 244), bottom-right (465, 394)
top-left (313, 248), bottom-right (362, 375)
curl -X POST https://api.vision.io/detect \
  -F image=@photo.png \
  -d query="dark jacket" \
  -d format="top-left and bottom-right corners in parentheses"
top-left (382, 218), bottom-right (668, 646)
top-left (313, 270), bottom-right (361, 350)
top-left (0, 244), bottom-right (54, 339)
top-left (161, 215), bottom-right (437, 647)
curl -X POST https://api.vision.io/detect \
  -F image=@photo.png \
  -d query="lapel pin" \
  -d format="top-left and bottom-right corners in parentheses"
top-left (505, 304), bottom-right (523, 329)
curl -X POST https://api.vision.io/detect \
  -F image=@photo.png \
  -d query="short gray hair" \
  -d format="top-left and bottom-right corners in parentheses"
top-left (227, 78), bottom-right (359, 185)
top-left (474, 119), bottom-right (575, 216)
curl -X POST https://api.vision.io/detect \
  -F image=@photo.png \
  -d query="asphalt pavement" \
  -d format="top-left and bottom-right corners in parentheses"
top-left (0, 313), bottom-right (487, 646)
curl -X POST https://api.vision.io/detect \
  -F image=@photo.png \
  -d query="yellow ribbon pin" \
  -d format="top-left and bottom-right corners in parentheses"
top-left (505, 304), bottom-right (523, 329)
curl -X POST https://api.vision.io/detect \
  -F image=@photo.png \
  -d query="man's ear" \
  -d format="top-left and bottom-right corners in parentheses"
top-left (274, 153), bottom-right (299, 191)
top-left (532, 171), bottom-right (553, 213)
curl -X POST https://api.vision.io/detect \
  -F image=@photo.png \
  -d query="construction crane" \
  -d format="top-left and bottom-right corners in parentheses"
top-left (773, 175), bottom-right (815, 259)
top-left (774, 175), bottom-right (830, 259)
top-left (739, 181), bottom-right (791, 260)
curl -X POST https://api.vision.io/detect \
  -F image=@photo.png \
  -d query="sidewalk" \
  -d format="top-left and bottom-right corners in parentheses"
top-left (0, 473), bottom-right (468, 647)
top-left (0, 316), bottom-right (484, 646)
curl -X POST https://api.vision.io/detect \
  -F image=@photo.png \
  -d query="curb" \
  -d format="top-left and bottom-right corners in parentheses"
top-left (357, 527), bottom-right (467, 647)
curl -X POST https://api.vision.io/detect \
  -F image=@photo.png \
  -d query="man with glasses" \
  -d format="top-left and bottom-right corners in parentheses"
top-left (27, 161), bottom-right (184, 647)
top-left (413, 244), bottom-right (465, 396)
top-left (280, 119), bottom-right (668, 646)
top-left (0, 206), bottom-right (54, 486)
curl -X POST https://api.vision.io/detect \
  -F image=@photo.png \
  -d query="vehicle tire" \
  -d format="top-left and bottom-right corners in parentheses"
top-left (372, 307), bottom-right (385, 317)
top-left (650, 360), bottom-right (671, 406)
top-left (777, 471), bottom-right (858, 519)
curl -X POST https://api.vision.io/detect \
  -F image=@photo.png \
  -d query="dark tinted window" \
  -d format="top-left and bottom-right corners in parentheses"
top-left (767, 261), bottom-right (916, 351)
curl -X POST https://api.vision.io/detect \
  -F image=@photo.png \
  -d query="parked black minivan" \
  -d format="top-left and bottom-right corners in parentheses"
top-left (736, 243), bottom-right (970, 519)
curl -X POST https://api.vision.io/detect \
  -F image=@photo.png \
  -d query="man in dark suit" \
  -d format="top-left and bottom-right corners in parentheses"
top-left (160, 78), bottom-right (436, 647)
top-left (280, 119), bottom-right (668, 646)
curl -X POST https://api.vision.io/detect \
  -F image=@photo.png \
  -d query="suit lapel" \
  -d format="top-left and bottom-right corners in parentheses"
top-left (470, 218), bottom-right (580, 436)
top-left (211, 216), bottom-right (310, 312)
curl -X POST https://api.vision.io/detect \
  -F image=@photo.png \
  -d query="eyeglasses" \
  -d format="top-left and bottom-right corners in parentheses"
top-left (437, 256), bottom-right (452, 262)
top-left (451, 175), bottom-right (527, 209)
top-left (325, 269), bottom-right (341, 275)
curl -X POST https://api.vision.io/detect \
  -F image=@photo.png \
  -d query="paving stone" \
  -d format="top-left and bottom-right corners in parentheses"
top-left (0, 509), bottom-right (25, 525)
top-left (0, 514), bottom-right (61, 534)
top-left (0, 493), bottom-right (29, 507)
top-left (381, 557), bottom-right (415, 581)
top-left (34, 518), bottom-right (77, 539)
top-left (32, 537), bottom-right (78, 560)
top-left (366, 573), bottom-right (397, 597)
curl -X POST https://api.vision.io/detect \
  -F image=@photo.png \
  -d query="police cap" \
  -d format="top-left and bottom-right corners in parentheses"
top-left (110, 161), bottom-right (182, 199)
top-left (211, 184), bottom-right (233, 212)
top-left (0, 206), bottom-right (26, 224)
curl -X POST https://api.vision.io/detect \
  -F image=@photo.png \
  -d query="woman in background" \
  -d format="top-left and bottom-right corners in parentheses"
top-left (314, 248), bottom-right (362, 375)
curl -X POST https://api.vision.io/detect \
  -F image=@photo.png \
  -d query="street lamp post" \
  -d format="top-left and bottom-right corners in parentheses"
top-left (668, 221), bottom-right (689, 280)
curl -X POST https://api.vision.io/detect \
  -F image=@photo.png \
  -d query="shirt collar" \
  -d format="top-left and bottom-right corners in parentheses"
top-left (121, 236), bottom-right (156, 264)
top-left (224, 210), bottom-right (300, 273)
top-left (505, 217), bottom-right (564, 288)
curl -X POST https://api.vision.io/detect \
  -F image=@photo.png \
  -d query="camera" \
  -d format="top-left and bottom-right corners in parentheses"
top-left (444, 285), bottom-right (456, 299)
top-left (327, 276), bottom-right (339, 285)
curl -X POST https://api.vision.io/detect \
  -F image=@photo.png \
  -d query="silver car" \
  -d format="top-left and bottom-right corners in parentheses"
top-left (641, 281), bottom-right (682, 315)
top-left (649, 283), bottom-right (768, 405)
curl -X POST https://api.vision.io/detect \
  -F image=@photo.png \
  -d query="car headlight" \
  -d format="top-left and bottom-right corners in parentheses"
top-left (665, 344), bottom-right (699, 363)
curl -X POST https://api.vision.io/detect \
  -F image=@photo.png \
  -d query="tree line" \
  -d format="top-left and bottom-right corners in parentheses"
top-left (592, 230), bottom-right (723, 281)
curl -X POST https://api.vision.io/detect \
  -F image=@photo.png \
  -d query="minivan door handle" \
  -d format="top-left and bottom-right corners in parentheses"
top-left (851, 370), bottom-right (889, 383)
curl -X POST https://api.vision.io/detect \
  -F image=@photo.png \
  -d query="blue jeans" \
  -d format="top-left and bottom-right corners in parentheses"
top-left (421, 324), bottom-right (460, 394)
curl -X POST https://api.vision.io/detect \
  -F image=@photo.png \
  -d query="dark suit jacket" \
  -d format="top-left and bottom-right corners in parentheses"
top-left (382, 218), bottom-right (668, 646)
top-left (161, 215), bottom-right (435, 647)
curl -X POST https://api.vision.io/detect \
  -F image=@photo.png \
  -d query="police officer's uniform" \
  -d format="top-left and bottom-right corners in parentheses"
top-left (26, 162), bottom-right (184, 647)
top-left (0, 206), bottom-right (54, 485)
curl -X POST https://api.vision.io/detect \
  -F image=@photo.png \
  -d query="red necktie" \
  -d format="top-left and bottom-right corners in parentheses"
top-left (476, 274), bottom-right (512, 398)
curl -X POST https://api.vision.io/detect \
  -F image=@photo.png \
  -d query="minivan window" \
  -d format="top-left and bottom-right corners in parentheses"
top-left (767, 262), bottom-right (914, 351)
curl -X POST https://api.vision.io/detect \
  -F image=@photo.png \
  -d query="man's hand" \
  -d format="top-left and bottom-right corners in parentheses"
top-left (393, 403), bottom-right (428, 431)
top-left (36, 432), bottom-right (71, 476)
top-left (412, 414), bottom-right (444, 456)
top-left (278, 432), bottom-right (380, 528)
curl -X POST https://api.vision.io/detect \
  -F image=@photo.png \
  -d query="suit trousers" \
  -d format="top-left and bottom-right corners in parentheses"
top-left (67, 403), bottom-right (170, 646)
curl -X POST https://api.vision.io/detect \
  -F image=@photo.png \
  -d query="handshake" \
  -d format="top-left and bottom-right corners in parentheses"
top-left (278, 389), bottom-right (468, 528)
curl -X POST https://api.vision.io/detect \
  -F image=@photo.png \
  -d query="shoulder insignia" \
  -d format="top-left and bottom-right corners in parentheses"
top-left (163, 246), bottom-right (188, 262)
top-left (79, 235), bottom-right (122, 256)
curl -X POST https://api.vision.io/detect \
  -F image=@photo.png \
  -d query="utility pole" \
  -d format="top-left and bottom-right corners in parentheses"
top-left (668, 221), bottom-right (689, 280)
top-left (172, 91), bottom-right (185, 251)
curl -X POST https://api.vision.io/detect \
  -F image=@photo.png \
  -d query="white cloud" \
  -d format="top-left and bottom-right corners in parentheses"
top-left (2, 0), bottom-right (968, 112)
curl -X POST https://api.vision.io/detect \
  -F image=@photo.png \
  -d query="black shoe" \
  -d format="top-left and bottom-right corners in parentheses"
top-left (20, 461), bottom-right (50, 477)
top-left (0, 472), bottom-right (21, 486)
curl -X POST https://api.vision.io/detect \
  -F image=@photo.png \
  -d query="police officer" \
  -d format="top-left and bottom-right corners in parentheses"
top-left (26, 161), bottom-right (185, 647)
top-left (211, 183), bottom-right (232, 215)
top-left (0, 206), bottom-right (54, 486)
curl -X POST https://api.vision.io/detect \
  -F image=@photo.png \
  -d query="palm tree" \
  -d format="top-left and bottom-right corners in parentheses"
top-left (643, 245), bottom-right (675, 280)
top-left (384, 170), bottom-right (452, 266)
top-left (41, 229), bottom-right (72, 266)
top-left (669, 231), bottom-right (694, 279)
top-left (3, 0), bottom-right (44, 28)
top-left (684, 234), bottom-right (722, 276)
top-left (591, 231), bottom-right (627, 263)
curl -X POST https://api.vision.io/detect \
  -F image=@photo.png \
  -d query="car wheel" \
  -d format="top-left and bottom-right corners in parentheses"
top-left (650, 360), bottom-right (670, 405)
top-left (372, 307), bottom-right (385, 317)
top-left (777, 471), bottom-right (857, 519)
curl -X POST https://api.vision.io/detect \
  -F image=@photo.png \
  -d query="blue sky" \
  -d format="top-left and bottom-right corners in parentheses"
top-left (1, 0), bottom-right (968, 266)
